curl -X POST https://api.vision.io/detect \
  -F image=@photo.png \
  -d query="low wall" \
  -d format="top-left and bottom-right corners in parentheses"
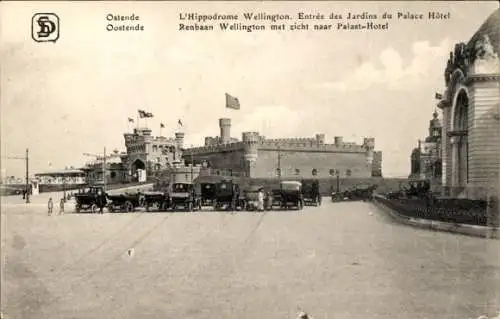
top-left (373, 195), bottom-right (495, 226)
top-left (373, 195), bottom-right (500, 239)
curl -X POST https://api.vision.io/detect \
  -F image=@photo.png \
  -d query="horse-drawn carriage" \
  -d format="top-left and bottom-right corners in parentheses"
top-left (270, 181), bottom-right (304, 210)
top-left (301, 179), bottom-right (321, 206)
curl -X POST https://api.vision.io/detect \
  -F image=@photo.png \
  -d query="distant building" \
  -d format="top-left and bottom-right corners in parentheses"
top-left (81, 160), bottom-right (128, 185)
top-left (182, 118), bottom-right (382, 179)
top-left (34, 169), bottom-right (86, 193)
top-left (409, 111), bottom-right (443, 181)
top-left (437, 8), bottom-right (500, 199)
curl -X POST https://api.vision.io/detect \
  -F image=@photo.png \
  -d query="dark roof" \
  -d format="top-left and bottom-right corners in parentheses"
top-left (246, 185), bottom-right (264, 192)
top-left (467, 8), bottom-right (500, 56)
top-left (35, 169), bottom-right (85, 176)
top-left (193, 175), bottom-right (231, 184)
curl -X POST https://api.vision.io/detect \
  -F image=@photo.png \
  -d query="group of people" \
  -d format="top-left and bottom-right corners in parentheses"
top-left (47, 197), bottom-right (66, 216)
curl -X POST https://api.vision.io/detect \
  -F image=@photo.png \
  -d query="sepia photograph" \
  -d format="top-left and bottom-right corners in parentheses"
top-left (1, 1), bottom-right (500, 318)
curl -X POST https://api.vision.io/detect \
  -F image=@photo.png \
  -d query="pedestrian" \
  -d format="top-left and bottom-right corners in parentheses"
top-left (257, 188), bottom-right (264, 212)
top-left (59, 198), bottom-right (65, 215)
top-left (48, 197), bottom-right (53, 216)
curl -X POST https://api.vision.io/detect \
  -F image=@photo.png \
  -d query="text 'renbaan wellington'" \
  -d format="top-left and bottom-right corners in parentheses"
top-left (178, 13), bottom-right (291, 31)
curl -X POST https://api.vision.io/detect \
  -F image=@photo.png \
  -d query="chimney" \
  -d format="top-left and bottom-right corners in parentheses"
top-left (219, 118), bottom-right (231, 144)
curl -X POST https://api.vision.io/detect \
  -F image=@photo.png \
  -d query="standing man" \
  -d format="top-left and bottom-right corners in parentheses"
top-left (257, 187), bottom-right (264, 212)
top-left (48, 197), bottom-right (53, 216)
top-left (59, 198), bottom-right (65, 215)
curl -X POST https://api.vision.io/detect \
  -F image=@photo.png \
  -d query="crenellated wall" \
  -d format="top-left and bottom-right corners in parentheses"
top-left (182, 119), bottom-right (380, 179)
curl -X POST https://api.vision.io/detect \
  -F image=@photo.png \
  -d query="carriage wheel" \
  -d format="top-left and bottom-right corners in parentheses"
top-left (91, 204), bottom-right (98, 214)
top-left (213, 200), bottom-right (218, 211)
top-left (187, 201), bottom-right (193, 212)
top-left (75, 204), bottom-right (80, 213)
top-left (298, 201), bottom-right (303, 210)
top-left (108, 205), bottom-right (114, 213)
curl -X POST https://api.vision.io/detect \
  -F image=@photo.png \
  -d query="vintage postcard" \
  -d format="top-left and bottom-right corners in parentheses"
top-left (1, 1), bottom-right (500, 318)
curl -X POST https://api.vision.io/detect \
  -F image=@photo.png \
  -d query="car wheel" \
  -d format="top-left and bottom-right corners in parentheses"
top-left (125, 201), bottom-right (133, 212)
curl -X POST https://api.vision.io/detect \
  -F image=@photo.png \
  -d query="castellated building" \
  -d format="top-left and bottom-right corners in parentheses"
top-left (437, 8), bottom-right (500, 199)
top-left (182, 118), bottom-right (382, 179)
top-left (122, 127), bottom-right (185, 178)
top-left (410, 111), bottom-right (443, 181)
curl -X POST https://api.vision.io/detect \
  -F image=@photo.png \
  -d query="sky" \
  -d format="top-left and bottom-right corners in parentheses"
top-left (1, 1), bottom-right (498, 178)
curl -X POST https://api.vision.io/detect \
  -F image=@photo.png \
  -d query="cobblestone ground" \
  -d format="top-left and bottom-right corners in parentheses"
top-left (2, 195), bottom-right (500, 319)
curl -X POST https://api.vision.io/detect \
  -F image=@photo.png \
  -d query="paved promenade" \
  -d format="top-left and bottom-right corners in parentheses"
top-left (2, 199), bottom-right (499, 319)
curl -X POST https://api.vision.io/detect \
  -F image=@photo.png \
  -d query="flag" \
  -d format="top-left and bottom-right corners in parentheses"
top-left (178, 119), bottom-right (183, 126)
top-left (128, 117), bottom-right (134, 123)
top-left (160, 123), bottom-right (165, 128)
top-left (139, 110), bottom-right (153, 118)
top-left (225, 93), bottom-right (240, 110)
top-left (435, 92), bottom-right (443, 100)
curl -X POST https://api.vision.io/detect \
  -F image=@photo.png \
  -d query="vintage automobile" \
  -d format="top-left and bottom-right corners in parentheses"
top-left (242, 185), bottom-right (270, 211)
top-left (301, 179), bottom-right (321, 206)
top-left (331, 184), bottom-right (378, 202)
top-left (385, 178), bottom-right (431, 200)
top-left (143, 191), bottom-right (169, 212)
top-left (74, 186), bottom-right (107, 213)
top-left (169, 182), bottom-right (199, 212)
top-left (107, 191), bottom-right (145, 212)
top-left (196, 176), bottom-right (242, 211)
top-left (215, 179), bottom-right (241, 210)
top-left (271, 181), bottom-right (304, 210)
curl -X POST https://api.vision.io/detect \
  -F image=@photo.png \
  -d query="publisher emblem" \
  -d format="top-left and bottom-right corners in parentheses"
top-left (32, 13), bottom-right (60, 43)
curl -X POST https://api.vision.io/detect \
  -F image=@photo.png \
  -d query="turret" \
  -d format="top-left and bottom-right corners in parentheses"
top-left (363, 137), bottom-right (375, 164)
top-left (219, 118), bottom-right (231, 144)
top-left (175, 132), bottom-right (185, 149)
top-left (428, 110), bottom-right (442, 139)
top-left (334, 136), bottom-right (343, 146)
top-left (242, 132), bottom-right (259, 163)
top-left (315, 134), bottom-right (325, 145)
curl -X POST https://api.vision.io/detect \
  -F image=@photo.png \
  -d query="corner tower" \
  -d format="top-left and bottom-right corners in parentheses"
top-left (219, 118), bottom-right (231, 144)
top-left (363, 137), bottom-right (375, 164)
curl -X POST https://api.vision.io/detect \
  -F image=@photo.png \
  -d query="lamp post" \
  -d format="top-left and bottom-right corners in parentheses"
top-left (277, 146), bottom-right (282, 182)
top-left (336, 170), bottom-right (340, 193)
top-left (4, 148), bottom-right (30, 203)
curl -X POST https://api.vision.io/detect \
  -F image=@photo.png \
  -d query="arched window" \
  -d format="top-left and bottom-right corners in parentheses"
top-left (276, 168), bottom-right (281, 176)
top-left (295, 168), bottom-right (300, 175)
top-left (110, 171), bottom-right (116, 179)
top-left (312, 168), bottom-right (318, 176)
top-left (346, 169), bottom-right (352, 177)
top-left (329, 169), bottom-right (335, 176)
